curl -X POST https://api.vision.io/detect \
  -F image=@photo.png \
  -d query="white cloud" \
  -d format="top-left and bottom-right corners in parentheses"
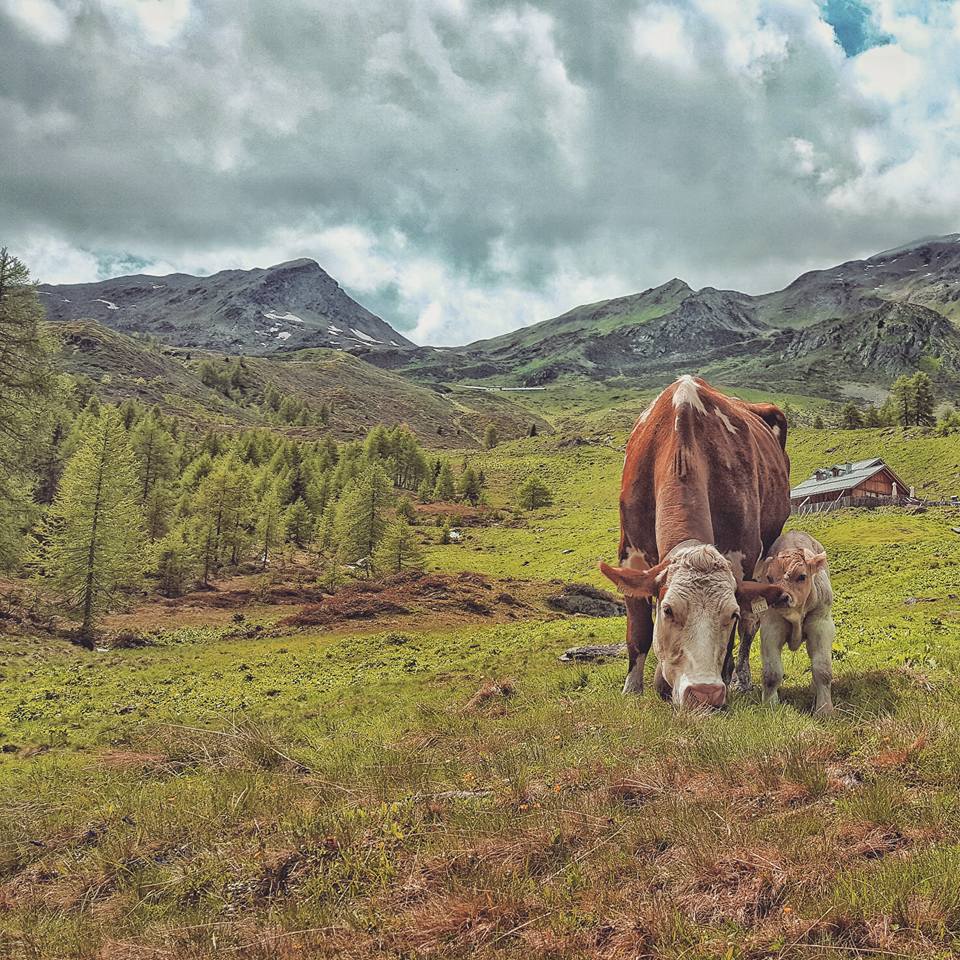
top-left (1, 0), bottom-right (70, 44)
top-left (632, 5), bottom-right (695, 71)
top-left (852, 44), bottom-right (921, 102)
top-left (99, 0), bottom-right (193, 45)
top-left (4, 0), bottom-right (960, 345)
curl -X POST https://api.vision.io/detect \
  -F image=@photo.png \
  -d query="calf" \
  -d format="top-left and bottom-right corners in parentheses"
top-left (757, 530), bottom-right (835, 716)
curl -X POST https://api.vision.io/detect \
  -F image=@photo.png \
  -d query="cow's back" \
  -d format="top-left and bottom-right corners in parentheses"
top-left (620, 377), bottom-right (790, 573)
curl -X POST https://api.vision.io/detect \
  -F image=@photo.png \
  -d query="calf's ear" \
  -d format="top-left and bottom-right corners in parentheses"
top-left (599, 559), bottom-right (667, 598)
top-left (736, 580), bottom-right (790, 611)
top-left (802, 548), bottom-right (828, 573)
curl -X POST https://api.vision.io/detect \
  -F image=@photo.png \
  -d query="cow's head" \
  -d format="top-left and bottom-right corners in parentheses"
top-left (600, 545), bottom-right (788, 710)
top-left (758, 547), bottom-right (827, 611)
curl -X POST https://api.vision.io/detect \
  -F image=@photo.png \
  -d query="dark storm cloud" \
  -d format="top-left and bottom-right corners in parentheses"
top-left (3, 0), bottom-right (959, 343)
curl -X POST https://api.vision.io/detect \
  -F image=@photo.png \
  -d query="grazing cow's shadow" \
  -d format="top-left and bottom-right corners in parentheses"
top-left (738, 669), bottom-right (902, 718)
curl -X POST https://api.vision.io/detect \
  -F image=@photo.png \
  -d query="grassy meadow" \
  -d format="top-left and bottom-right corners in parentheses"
top-left (2, 405), bottom-right (960, 958)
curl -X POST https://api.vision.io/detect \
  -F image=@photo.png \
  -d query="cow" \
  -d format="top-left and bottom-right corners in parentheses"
top-left (756, 530), bottom-right (835, 716)
top-left (599, 375), bottom-right (791, 709)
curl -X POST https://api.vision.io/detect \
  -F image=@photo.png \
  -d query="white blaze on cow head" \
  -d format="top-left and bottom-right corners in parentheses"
top-left (600, 545), bottom-right (790, 710)
top-left (600, 545), bottom-right (736, 709)
top-left (759, 547), bottom-right (827, 611)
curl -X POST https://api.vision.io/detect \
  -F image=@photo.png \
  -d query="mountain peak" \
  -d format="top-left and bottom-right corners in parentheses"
top-left (38, 260), bottom-right (415, 353)
top-left (269, 257), bottom-right (323, 271)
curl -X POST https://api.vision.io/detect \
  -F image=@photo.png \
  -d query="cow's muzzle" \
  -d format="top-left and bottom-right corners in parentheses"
top-left (683, 683), bottom-right (727, 710)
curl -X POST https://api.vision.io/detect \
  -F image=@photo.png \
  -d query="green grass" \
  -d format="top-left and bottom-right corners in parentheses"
top-left (4, 423), bottom-right (960, 958)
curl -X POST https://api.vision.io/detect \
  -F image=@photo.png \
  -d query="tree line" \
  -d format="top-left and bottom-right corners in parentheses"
top-left (780, 371), bottom-right (957, 433)
top-left (0, 250), bottom-right (499, 642)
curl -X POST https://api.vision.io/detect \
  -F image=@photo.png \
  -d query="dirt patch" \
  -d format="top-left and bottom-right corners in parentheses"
top-left (281, 572), bottom-right (538, 630)
top-left (547, 583), bottom-right (625, 617)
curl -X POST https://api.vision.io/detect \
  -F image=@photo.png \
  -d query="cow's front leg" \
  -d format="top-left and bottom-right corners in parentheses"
top-left (730, 611), bottom-right (758, 693)
top-left (805, 609), bottom-right (836, 716)
top-left (623, 595), bottom-right (653, 695)
top-left (759, 614), bottom-right (789, 707)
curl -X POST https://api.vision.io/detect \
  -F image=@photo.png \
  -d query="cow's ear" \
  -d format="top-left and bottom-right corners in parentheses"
top-left (599, 559), bottom-right (667, 598)
top-left (802, 549), bottom-right (828, 573)
top-left (737, 580), bottom-right (790, 611)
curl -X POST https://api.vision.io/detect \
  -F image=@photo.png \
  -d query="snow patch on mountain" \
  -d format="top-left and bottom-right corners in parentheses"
top-left (351, 328), bottom-right (381, 343)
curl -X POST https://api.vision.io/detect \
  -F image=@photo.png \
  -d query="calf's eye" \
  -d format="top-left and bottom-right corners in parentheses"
top-left (797, 574), bottom-right (807, 582)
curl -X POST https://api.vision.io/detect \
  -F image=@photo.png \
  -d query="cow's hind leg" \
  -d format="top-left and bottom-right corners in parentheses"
top-left (731, 611), bottom-right (758, 693)
top-left (623, 596), bottom-right (653, 695)
top-left (805, 610), bottom-right (836, 716)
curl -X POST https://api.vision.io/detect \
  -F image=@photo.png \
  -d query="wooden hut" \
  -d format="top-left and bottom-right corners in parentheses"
top-left (790, 458), bottom-right (911, 513)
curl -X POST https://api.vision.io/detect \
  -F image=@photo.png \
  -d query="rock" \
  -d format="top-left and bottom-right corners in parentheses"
top-left (559, 644), bottom-right (627, 662)
top-left (547, 583), bottom-right (626, 618)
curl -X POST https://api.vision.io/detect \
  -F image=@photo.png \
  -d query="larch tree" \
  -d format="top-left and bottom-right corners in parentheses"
top-left (334, 462), bottom-right (392, 568)
top-left (131, 414), bottom-right (176, 501)
top-left (433, 461), bottom-right (455, 500)
top-left (840, 401), bottom-right (863, 430)
top-left (375, 518), bottom-right (425, 574)
top-left (44, 408), bottom-right (145, 643)
top-left (256, 484), bottom-right (283, 570)
top-left (517, 475), bottom-right (554, 510)
top-left (457, 465), bottom-right (483, 505)
top-left (0, 249), bottom-right (58, 568)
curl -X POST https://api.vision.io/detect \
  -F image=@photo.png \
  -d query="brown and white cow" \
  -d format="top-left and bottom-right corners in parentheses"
top-left (600, 375), bottom-right (791, 709)
top-left (757, 530), bottom-right (836, 715)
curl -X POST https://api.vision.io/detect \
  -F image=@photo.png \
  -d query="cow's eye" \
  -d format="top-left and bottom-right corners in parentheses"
top-left (797, 573), bottom-right (807, 582)
top-left (661, 603), bottom-right (674, 620)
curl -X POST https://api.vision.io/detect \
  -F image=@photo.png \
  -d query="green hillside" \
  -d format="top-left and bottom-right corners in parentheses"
top-left (56, 321), bottom-right (550, 447)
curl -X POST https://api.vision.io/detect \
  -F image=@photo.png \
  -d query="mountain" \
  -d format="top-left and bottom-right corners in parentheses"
top-left (55, 320), bottom-right (548, 446)
top-left (38, 258), bottom-right (415, 354)
top-left (375, 233), bottom-right (960, 397)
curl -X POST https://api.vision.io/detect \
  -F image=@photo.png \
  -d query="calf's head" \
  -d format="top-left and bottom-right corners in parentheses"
top-left (601, 545), bottom-right (788, 710)
top-left (759, 547), bottom-right (827, 610)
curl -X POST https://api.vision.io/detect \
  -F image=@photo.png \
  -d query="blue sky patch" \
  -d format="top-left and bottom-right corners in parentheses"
top-left (820, 0), bottom-right (893, 56)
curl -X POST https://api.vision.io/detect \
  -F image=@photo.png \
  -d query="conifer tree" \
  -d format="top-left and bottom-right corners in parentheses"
top-left (0, 250), bottom-right (58, 569)
top-left (334, 463), bottom-right (392, 567)
top-left (257, 484), bottom-right (283, 569)
top-left (891, 375), bottom-right (916, 427)
top-left (131, 414), bottom-right (176, 501)
top-left (153, 524), bottom-right (199, 597)
top-left (913, 372), bottom-right (936, 426)
top-left (283, 498), bottom-right (314, 547)
top-left (144, 481), bottom-right (174, 540)
top-left (517, 475), bottom-right (554, 510)
top-left (316, 499), bottom-right (338, 556)
top-left (457, 465), bottom-right (483, 505)
top-left (433, 461), bottom-right (455, 500)
top-left (376, 518), bottom-right (425, 573)
top-left (43, 408), bottom-right (145, 642)
top-left (483, 423), bottom-right (499, 449)
top-left (840, 401), bottom-right (863, 429)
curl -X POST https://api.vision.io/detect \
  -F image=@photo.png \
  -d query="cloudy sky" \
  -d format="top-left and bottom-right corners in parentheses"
top-left (3, 0), bottom-right (960, 344)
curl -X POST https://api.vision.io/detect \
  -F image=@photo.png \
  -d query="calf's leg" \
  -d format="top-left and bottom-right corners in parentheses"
top-left (804, 610), bottom-right (836, 716)
top-left (623, 596), bottom-right (653, 695)
top-left (731, 611), bottom-right (758, 692)
top-left (759, 615), bottom-right (790, 707)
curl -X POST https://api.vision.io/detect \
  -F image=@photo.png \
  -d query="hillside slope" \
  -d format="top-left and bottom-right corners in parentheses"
top-left (39, 259), bottom-right (414, 355)
top-left (55, 321), bottom-right (548, 446)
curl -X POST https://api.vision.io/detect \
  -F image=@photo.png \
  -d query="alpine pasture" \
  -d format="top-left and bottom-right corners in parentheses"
top-left (2, 415), bottom-right (960, 960)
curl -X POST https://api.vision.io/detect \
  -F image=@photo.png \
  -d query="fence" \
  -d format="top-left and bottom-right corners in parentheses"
top-left (791, 495), bottom-right (958, 516)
